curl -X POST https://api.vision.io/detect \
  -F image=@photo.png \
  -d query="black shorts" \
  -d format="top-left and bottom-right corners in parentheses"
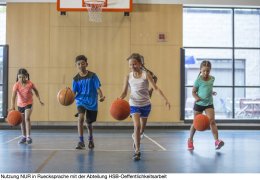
top-left (18, 104), bottom-right (32, 113)
top-left (77, 106), bottom-right (98, 124)
top-left (193, 104), bottom-right (214, 113)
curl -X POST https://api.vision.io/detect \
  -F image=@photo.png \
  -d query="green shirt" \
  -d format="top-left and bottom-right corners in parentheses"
top-left (194, 75), bottom-right (215, 106)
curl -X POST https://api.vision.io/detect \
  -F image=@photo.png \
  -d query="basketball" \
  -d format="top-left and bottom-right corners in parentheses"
top-left (7, 110), bottom-right (22, 126)
top-left (193, 114), bottom-right (210, 131)
top-left (57, 87), bottom-right (75, 106)
top-left (110, 99), bottom-right (130, 120)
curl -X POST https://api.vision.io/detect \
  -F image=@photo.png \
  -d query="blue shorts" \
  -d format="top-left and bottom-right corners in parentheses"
top-left (130, 104), bottom-right (151, 118)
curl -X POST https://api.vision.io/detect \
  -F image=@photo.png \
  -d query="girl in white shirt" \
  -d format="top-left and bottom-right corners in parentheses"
top-left (119, 53), bottom-right (171, 161)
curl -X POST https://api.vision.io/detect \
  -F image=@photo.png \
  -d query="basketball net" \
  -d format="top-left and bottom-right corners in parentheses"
top-left (84, 0), bottom-right (104, 23)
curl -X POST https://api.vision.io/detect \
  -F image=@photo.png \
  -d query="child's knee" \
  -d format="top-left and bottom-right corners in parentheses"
top-left (78, 117), bottom-right (84, 123)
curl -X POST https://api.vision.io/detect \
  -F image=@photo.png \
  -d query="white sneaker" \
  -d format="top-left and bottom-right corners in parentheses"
top-left (133, 141), bottom-right (136, 151)
top-left (140, 133), bottom-right (145, 139)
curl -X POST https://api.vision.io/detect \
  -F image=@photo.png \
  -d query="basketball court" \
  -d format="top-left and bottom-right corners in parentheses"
top-left (1, 0), bottom-right (260, 176)
top-left (1, 128), bottom-right (260, 173)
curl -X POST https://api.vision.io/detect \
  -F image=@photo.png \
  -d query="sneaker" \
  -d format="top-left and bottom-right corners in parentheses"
top-left (133, 152), bottom-right (141, 161)
top-left (140, 133), bottom-right (145, 139)
top-left (187, 139), bottom-right (194, 150)
top-left (215, 140), bottom-right (224, 150)
top-left (18, 137), bottom-right (26, 144)
top-left (26, 137), bottom-right (32, 144)
top-left (76, 141), bottom-right (85, 150)
top-left (88, 140), bottom-right (94, 149)
top-left (133, 142), bottom-right (136, 151)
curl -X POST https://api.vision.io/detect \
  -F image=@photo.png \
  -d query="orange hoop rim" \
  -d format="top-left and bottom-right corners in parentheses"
top-left (84, 0), bottom-right (105, 8)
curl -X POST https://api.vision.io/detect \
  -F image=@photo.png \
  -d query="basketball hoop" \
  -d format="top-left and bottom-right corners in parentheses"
top-left (84, 0), bottom-right (104, 23)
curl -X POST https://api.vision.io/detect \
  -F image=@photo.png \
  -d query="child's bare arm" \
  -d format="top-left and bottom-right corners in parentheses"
top-left (32, 87), bottom-right (44, 105)
top-left (192, 86), bottom-right (201, 102)
top-left (149, 74), bottom-right (157, 97)
top-left (147, 72), bottom-right (170, 109)
top-left (10, 90), bottom-right (17, 110)
top-left (97, 88), bottom-right (105, 102)
top-left (119, 75), bottom-right (129, 99)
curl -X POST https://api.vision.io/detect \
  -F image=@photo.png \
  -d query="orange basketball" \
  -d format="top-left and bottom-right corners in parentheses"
top-left (57, 87), bottom-right (75, 106)
top-left (110, 99), bottom-right (130, 120)
top-left (193, 114), bottom-right (210, 131)
top-left (7, 110), bottom-right (22, 126)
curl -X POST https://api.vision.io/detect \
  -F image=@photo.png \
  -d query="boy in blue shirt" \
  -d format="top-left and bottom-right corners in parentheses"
top-left (72, 55), bottom-right (105, 149)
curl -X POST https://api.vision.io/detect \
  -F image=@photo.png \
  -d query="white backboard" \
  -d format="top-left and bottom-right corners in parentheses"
top-left (57, 0), bottom-right (133, 12)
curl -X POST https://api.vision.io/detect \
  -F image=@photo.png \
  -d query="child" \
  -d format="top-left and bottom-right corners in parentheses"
top-left (10, 68), bottom-right (44, 144)
top-left (187, 60), bottom-right (224, 150)
top-left (131, 55), bottom-right (158, 139)
top-left (119, 53), bottom-right (170, 161)
top-left (72, 55), bottom-right (105, 150)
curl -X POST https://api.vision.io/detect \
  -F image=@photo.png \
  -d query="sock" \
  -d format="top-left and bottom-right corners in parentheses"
top-left (79, 136), bottom-right (84, 143)
top-left (88, 136), bottom-right (93, 141)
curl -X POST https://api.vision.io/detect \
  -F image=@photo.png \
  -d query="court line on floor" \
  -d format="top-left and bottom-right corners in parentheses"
top-left (1, 135), bottom-right (22, 144)
top-left (144, 134), bottom-right (167, 151)
top-left (34, 150), bottom-right (58, 173)
top-left (0, 148), bottom-right (166, 152)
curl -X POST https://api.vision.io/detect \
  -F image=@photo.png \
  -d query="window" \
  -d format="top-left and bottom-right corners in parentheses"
top-left (0, 5), bottom-right (6, 44)
top-left (0, 5), bottom-right (6, 120)
top-left (183, 7), bottom-right (260, 121)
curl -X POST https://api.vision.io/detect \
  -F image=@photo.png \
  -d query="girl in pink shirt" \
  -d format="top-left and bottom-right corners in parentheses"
top-left (10, 68), bottom-right (44, 144)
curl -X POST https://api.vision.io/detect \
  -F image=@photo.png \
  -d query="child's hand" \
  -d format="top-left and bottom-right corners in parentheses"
top-left (99, 96), bottom-right (106, 102)
top-left (195, 97), bottom-right (201, 102)
top-left (8, 107), bottom-right (15, 111)
top-left (39, 101), bottom-right (44, 106)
